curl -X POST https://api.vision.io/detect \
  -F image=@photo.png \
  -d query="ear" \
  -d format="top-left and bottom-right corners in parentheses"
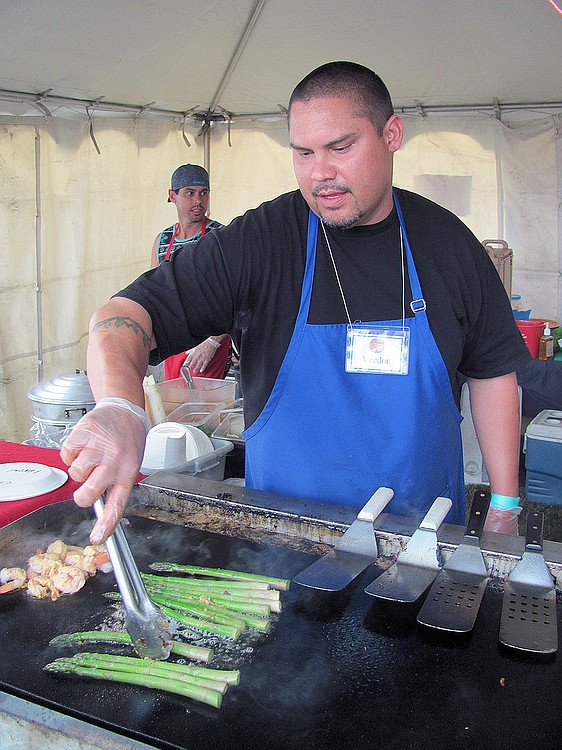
top-left (168, 189), bottom-right (177, 205)
top-left (383, 114), bottom-right (404, 153)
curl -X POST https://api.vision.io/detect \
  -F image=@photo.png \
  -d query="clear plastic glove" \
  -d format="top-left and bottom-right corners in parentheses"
top-left (60, 402), bottom-right (148, 544)
top-left (484, 506), bottom-right (522, 535)
top-left (183, 339), bottom-right (219, 374)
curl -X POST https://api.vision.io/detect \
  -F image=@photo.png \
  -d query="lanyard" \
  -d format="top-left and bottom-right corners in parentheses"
top-left (164, 217), bottom-right (208, 261)
top-left (320, 218), bottom-right (407, 332)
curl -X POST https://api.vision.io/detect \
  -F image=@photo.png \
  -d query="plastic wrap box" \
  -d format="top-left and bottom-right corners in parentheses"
top-left (177, 437), bottom-right (234, 481)
top-left (524, 409), bottom-right (562, 505)
top-left (156, 377), bottom-right (236, 416)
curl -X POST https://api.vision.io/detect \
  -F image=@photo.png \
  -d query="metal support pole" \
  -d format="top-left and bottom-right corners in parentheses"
top-left (34, 126), bottom-right (44, 383)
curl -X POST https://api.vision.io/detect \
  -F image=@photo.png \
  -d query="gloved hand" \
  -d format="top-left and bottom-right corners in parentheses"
top-left (183, 338), bottom-right (220, 374)
top-left (484, 495), bottom-right (522, 536)
top-left (60, 399), bottom-right (150, 544)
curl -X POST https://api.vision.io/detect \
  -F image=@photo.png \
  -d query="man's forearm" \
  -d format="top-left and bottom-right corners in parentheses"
top-left (466, 372), bottom-right (521, 497)
top-left (86, 297), bottom-right (155, 408)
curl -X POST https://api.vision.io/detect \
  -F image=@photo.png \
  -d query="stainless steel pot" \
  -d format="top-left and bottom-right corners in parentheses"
top-left (27, 369), bottom-right (95, 427)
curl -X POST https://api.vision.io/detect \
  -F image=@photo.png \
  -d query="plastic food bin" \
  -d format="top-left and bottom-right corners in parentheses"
top-left (212, 411), bottom-right (245, 445)
top-left (156, 377), bottom-right (236, 415)
top-left (524, 409), bottom-right (562, 504)
top-left (166, 402), bottom-right (224, 436)
top-left (178, 437), bottom-right (234, 481)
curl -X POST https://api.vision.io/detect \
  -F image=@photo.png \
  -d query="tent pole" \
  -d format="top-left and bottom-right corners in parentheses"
top-left (205, 0), bottom-right (267, 116)
top-left (34, 126), bottom-right (44, 383)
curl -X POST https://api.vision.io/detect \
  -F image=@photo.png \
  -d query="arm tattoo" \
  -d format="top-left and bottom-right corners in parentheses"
top-left (91, 317), bottom-right (152, 350)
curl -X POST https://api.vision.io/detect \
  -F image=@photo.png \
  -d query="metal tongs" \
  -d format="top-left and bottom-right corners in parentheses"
top-left (180, 364), bottom-right (194, 389)
top-left (94, 496), bottom-right (172, 660)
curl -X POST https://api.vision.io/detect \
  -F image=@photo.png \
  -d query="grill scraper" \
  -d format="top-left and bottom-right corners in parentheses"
top-left (364, 495), bottom-right (452, 602)
top-left (293, 487), bottom-right (394, 592)
top-left (416, 490), bottom-right (491, 633)
top-left (499, 510), bottom-right (558, 654)
top-left (94, 496), bottom-right (172, 660)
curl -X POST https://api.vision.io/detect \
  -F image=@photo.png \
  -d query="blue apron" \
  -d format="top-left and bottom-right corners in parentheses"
top-left (244, 195), bottom-right (465, 525)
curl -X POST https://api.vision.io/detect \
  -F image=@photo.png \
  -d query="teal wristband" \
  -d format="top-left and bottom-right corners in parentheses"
top-left (490, 493), bottom-right (520, 510)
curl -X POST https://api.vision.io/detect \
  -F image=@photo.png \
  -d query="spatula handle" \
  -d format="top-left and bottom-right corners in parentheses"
top-left (357, 487), bottom-right (394, 522)
top-left (419, 496), bottom-right (452, 531)
top-left (525, 510), bottom-right (544, 551)
top-left (465, 490), bottom-right (491, 540)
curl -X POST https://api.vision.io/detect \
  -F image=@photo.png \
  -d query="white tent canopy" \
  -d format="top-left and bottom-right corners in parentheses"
top-left (2, 0), bottom-right (562, 116)
top-left (1, 0), bottom-right (561, 441)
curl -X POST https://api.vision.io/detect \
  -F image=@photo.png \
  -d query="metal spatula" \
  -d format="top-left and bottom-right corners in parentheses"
top-left (94, 496), bottom-right (172, 660)
top-left (416, 490), bottom-right (491, 633)
top-left (293, 487), bottom-right (394, 592)
top-left (364, 496), bottom-right (452, 602)
top-left (499, 511), bottom-right (558, 654)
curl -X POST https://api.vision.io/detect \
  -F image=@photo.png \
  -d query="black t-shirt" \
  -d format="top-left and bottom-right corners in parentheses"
top-left (119, 187), bottom-right (530, 426)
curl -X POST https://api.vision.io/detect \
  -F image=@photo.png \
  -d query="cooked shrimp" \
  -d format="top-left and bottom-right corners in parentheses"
top-left (27, 574), bottom-right (54, 599)
top-left (51, 566), bottom-right (87, 595)
top-left (83, 545), bottom-right (101, 556)
top-left (27, 553), bottom-right (62, 578)
top-left (46, 540), bottom-right (68, 559)
top-left (0, 567), bottom-right (27, 594)
top-left (84, 544), bottom-right (112, 573)
top-left (64, 552), bottom-right (97, 576)
top-left (93, 551), bottom-right (112, 573)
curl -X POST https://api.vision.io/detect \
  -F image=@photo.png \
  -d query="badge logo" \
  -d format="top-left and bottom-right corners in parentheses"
top-left (369, 338), bottom-right (384, 353)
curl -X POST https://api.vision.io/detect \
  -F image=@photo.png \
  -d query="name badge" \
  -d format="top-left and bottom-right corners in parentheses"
top-left (346, 326), bottom-right (410, 375)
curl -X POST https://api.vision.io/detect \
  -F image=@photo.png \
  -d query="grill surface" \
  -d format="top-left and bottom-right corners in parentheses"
top-left (1, 500), bottom-right (561, 750)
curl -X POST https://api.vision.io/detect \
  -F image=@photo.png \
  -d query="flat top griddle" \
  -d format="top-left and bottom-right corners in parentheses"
top-left (0, 501), bottom-right (561, 750)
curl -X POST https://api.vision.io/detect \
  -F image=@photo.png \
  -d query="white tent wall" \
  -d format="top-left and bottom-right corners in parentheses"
top-left (0, 116), bottom-right (205, 442)
top-left (210, 119), bottom-right (297, 221)
top-left (1, 110), bottom-right (561, 442)
top-left (394, 112), bottom-right (561, 322)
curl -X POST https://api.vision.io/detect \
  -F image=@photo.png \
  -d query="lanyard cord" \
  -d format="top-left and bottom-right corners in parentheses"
top-left (320, 218), bottom-right (406, 331)
top-left (164, 217), bottom-right (209, 262)
top-left (320, 219), bottom-right (352, 327)
top-left (399, 225), bottom-right (406, 333)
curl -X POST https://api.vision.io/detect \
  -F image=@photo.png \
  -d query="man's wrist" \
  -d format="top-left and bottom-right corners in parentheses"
top-left (206, 337), bottom-right (221, 350)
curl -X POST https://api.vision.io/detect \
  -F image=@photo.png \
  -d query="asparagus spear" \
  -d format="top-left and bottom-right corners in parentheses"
top-left (149, 563), bottom-right (290, 591)
top-left (49, 630), bottom-right (213, 662)
top-left (66, 652), bottom-right (231, 694)
top-left (149, 591), bottom-right (271, 633)
top-left (44, 656), bottom-right (223, 708)
top-left (144, 585), bottom-right (272, 617)
top-left (142, 577), bottom-right (281, 612)
top-left (150, 592), bottom-right (246, 630)
top-left (159, 603), bottom-right (242, 639)
top-left (143, 573), bottom-right (272, 590)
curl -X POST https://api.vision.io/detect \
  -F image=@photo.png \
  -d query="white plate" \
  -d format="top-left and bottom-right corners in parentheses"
top-left (0, 462), bottom-right (68, 502)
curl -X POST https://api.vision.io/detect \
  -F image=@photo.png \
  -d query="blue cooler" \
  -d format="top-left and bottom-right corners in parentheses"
top-left (524, 409), bottom-right (562, 504)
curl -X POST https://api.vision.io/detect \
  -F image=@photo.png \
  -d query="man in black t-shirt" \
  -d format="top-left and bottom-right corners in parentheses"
top-left (62, 62), bottom-right (530, 544)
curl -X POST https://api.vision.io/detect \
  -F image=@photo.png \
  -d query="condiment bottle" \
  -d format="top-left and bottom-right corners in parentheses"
top-left (538, 323), bottom-right (554, 361)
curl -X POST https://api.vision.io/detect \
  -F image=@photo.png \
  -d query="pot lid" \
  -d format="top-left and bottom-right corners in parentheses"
top-left (27, 369), bottom-right (95, 406)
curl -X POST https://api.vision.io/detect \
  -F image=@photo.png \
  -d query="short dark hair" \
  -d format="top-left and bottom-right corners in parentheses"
top-left (288, 61), bottom-right (394, 136)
